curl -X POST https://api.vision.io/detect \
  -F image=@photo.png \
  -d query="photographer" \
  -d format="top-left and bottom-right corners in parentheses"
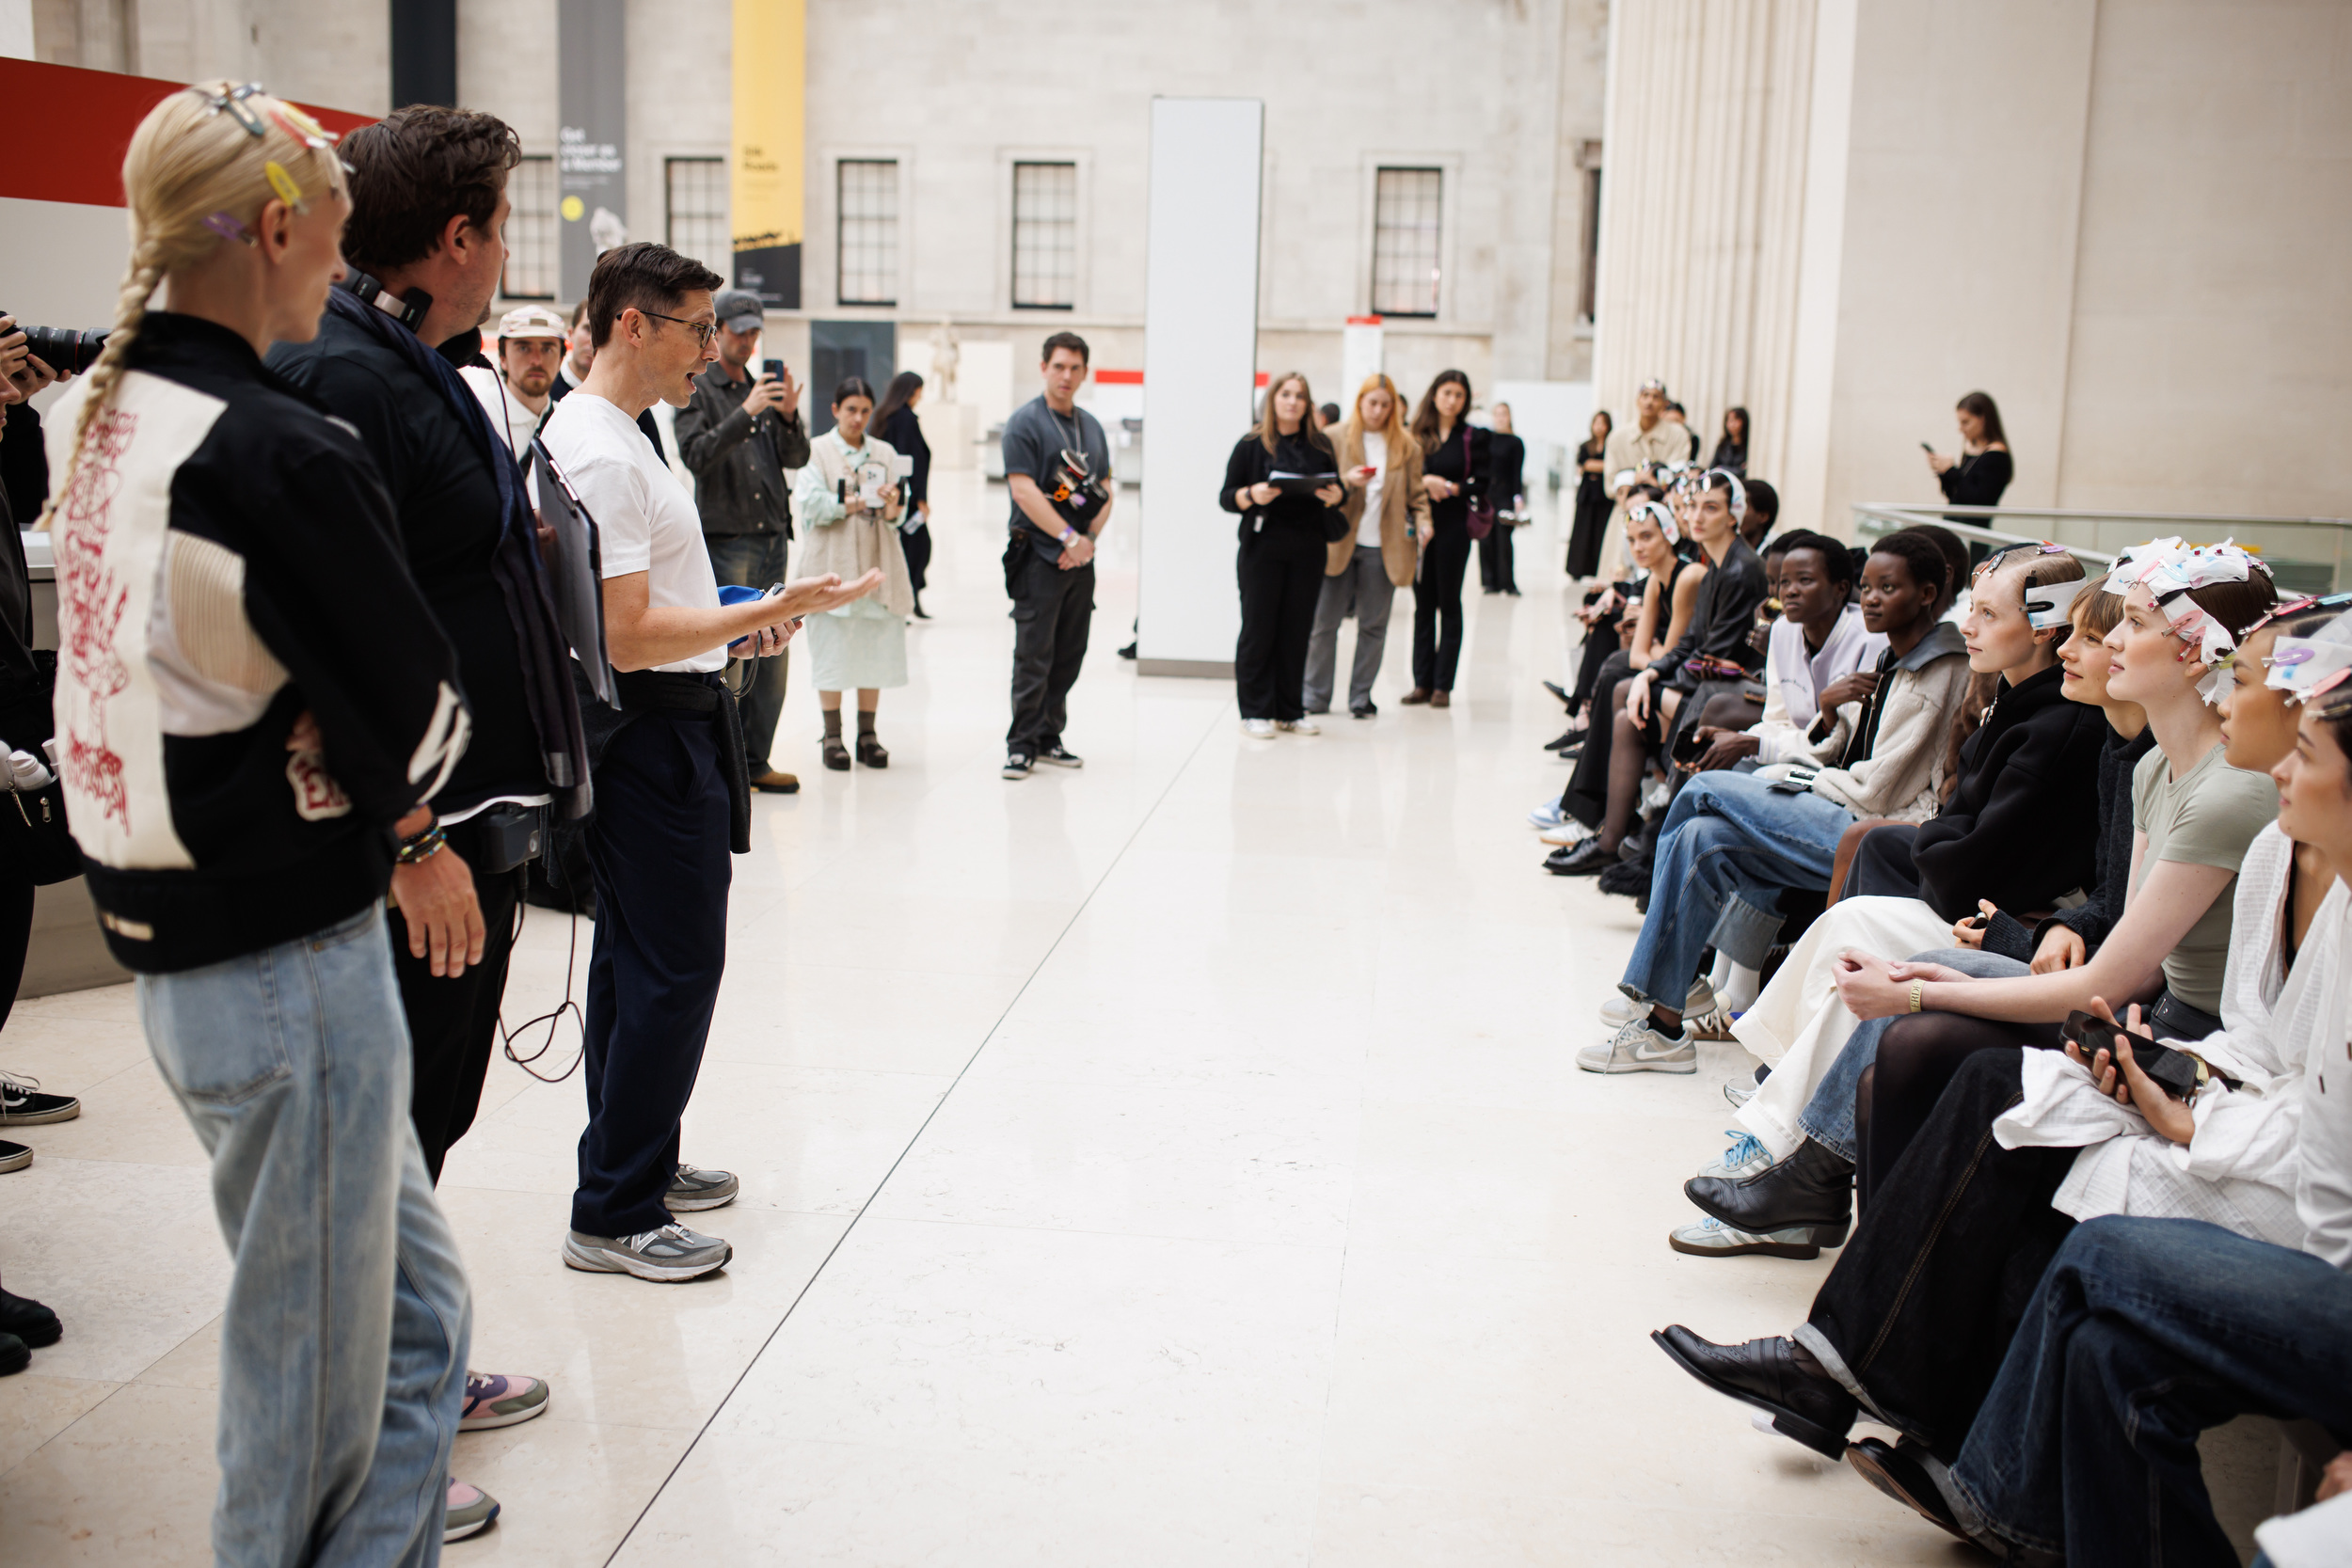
top-left (541, 243), bottom-right (880, 1283)
top-left (676, 288), bottom-right (809, 794)
top-left (1001, 332), bottom-right (1113, 779)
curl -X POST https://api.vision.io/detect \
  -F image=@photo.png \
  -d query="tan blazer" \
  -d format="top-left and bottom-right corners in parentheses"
top-left (1327, 424), bottom-right (1430, 587)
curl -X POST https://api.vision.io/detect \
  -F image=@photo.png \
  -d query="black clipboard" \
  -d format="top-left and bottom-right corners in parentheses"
top-left (1267, 469), bottom-right (1341, 496)
top-left (530, 439), bottom-right (619, 709)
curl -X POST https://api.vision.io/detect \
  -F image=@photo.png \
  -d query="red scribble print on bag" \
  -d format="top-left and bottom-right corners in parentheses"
top-left (54, 408), bottom-right (135, 834)
top-left (284, 748), bottom-right (352, 820)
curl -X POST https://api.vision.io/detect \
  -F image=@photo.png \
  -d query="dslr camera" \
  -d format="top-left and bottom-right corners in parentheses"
top-left (5, 319), bottom-right (109, 377)
top-left (1052, 448), bottom-right (1108, 509)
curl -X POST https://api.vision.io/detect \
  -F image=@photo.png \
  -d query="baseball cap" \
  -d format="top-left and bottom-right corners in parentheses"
top-left (713, 289), bottom-right (765, 335)
top-left (497, 304), bottom-right (567, 341)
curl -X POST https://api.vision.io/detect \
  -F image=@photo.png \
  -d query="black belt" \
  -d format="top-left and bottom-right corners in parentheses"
top-left (571, 666), bottom-right (751, 854)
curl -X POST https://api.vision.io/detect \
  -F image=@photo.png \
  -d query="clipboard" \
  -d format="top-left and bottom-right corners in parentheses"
top-left (1266, 469), bottom-right (1341, 496)
top-left (529, 439), bottom-right (620, 709)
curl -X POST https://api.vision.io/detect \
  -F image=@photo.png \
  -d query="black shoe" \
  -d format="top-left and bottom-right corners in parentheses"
top-left (1544, 728), bottom-right (1586, 752)
top-left (1118, 641), bottom-right (1138, 660)
top-left (0, 1331), bottom-right (25, 1376)
top-left (1035, 744), bottom-right (1084, 768)
top-left (0, 1075), bottom-right (79, 1125)
top-left (1002, 752), bottom-right (1033, 780)
top-left (1544, 839), bottom-right (1615, 877)
top-left (911, 603), bottom-right (931, 620)
top-left (1650, 1325), bottom-right (1857, 1459)
top-left (1542, 680), bottom-right (1574, 708)
top-left (1350, 702), bottom-right (1376, 720)
top-left (0, 1139), bottom-right (28, 1174)
top-left (0, 1290), bottom-right (61, 1349)
top-left (1847, 1438), bottom-right (1970, 1544)
top-left (1617, 825), bottom-right (1655, 863)
top-left (1685, 1137), bottom-right (1855, 1242)
top-left (1597, 859), bottom-right (1650, 897)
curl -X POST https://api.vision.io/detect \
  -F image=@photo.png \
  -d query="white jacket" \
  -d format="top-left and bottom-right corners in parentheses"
top-left (1752, 607), bottom-right (1886, 767)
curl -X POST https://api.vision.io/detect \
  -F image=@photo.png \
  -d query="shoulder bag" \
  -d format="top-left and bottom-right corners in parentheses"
top-left (1462, 427), bottom-right (1496, 540)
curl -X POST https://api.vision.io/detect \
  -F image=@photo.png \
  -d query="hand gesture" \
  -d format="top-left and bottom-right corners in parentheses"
top-left (1831, 948), bottom-right (1912, 1020)
top-left (1315, 483), bottom-right (1344, 508)
top-left (1247, 482), bottom-right (1279, 507)
top-left (1058, 532), bottom-right (1096, 570)
top-left (1951, 898), bottom-right (1997, 949)
top-left (1816, 670), bottom-right (1880, 711)
top-left (1694, 729), bottom-right (1759, 773)
top-left (1925, 448), bottom-right (1956, 476)
top-left (2072, 998), bottom-right (2197, 1146)
top-left (779, 569), bottom-right (884, 617)
top-left (2031, 924), bottom-right (2088, 974)
top-left (1625, 671), bottom-right (1653, 726)
top-left (745, 363), bottom-right (797, 417)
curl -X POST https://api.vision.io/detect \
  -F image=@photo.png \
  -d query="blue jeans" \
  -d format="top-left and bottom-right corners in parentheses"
top-left (140, 904), bottom-right (470, 1568)
top-left (1795, 947), bottom-right (2028, 1162)
top-left (1948, 1216), bottom-right (2352, 1568)
top-left (1620, 771), bottom-right (1855, 1010)
top-left (706, 532), bottom-right (788, 772)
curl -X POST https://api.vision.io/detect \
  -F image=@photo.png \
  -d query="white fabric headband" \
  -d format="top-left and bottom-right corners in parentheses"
top-left (2022, 576), bottom-right (2093, 630)
top-left (1631, 499), bottom-right (1679, 545)
top-left (2107, 537), bottom-right (2265, 704)
top-left (2265, 609), bottom-right (2352, 705)
top-left (1705, 467), bottom-right (1747, 522)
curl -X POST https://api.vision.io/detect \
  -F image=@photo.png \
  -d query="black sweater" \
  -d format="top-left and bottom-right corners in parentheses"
top-left (1939, 449), bottom-right (2013, 508)
top-left (1909, 662), bottom-right (2107, 921)
top-left (877, 404), bottom-right (930, 511)
top-left (1219, 431), bottom-right (1343, 540)
top-left (1981, 725), bottom-right (2155, 962)
top-left (1421, 421), bottom-right (1491, 534)
top-left (48, 313), bottom-right (468, 972)
top-left (1659, 535), bottom-right (1771, 691)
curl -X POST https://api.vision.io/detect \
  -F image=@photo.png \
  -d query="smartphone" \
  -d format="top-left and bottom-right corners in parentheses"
top-left (1963, 914), bottom-right (1988, 930)
top-left (763, 358), bottom-right (785, 382)
top-left (1919, 441), bottom-right (1936, 454)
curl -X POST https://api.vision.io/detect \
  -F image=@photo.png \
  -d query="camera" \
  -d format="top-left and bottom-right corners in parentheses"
top-left (6, 321), bottom-right (109, 377)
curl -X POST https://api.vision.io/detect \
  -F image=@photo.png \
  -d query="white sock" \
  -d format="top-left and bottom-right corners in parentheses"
top-left (1708, 951), bottom-right (1736, 994)
top-left (1720, 961), bottom-right (1762, 1014)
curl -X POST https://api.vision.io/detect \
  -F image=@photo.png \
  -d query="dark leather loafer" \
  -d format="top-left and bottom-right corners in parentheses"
top-left (1847, 1438), bottom-right (1966, 1541)
top-left (1544, 838), bottom-right (1616, 877)
top-left (1651, 1325), bottom-right (1856, 1458)
top-left (1685, 1136), bottom-right (1854, 1243)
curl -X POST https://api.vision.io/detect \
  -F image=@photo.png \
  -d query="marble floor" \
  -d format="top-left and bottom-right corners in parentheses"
top-left (0, 467), bottom-right (1965, 1564)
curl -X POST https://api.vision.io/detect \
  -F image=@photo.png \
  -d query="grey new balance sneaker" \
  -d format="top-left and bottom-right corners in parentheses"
top-left (1694, 1130), bottom-right (1774, 1182)
top-left (666, 1164), bottom-right (739, 1212)
top-left (1598, 977), bottom-right (1715, 1030)
top-left (444, 1478), bottom-right (500, 1543)
top-left (1576, 1014), bottom-right (1697, 1074)
top-left (0, 1073), bottom-right (80, 1126)
top-left (1667, 1215), bottom-right (1826, 1260)
top-left (563, 1224), bottom-right (733, 1282)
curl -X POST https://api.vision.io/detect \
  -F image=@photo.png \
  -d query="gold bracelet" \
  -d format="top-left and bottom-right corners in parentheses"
top-left (1908, 980), bottom-right (1924, 1014)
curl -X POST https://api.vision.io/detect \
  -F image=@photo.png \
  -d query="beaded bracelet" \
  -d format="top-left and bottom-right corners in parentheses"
top-left (395, 826), bottom-right (447, 865)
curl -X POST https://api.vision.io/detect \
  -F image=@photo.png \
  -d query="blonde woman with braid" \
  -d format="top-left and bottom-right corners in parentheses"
top-left (41, 84), bottom-right (489, 1554)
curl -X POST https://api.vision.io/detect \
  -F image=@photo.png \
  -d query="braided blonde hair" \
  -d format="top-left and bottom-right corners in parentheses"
top-left (36, 81), bottom-right (345, 531)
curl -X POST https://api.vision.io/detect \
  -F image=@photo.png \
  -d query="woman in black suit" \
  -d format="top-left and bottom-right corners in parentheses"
top-left (1567, 408), bottom-right (1613, 579)
top-left (1220, 372), bottom-right (1346, 736)
top-left (1927, 389), bottom-right (2013, 515)
top-left (873, 372), bottom-right (933, 618)
top-left (1403, 369), bottom-right (1490, 708)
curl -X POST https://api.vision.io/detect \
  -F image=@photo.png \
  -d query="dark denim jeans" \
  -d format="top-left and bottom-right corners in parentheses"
top-left (1948, 1216), bottom-right (2352, 1568)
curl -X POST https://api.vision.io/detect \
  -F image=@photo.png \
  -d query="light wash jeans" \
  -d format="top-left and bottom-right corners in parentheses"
top-left (1621, 770), bottom-right (1855, 1010)
top-left (141, 904), bottom-right (470, 1568)
top-left (1795, 947), bottom-right (2029, 1161)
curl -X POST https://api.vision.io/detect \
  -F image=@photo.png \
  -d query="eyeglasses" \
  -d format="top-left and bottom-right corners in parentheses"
top-left (630, 309), bottom-right (718, 348)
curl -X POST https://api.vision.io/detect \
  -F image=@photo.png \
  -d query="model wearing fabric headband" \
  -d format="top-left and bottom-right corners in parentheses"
top-left (2107, 537), bottom-right (2268, 704)
top-left (2265, 608), bottom-right (2352, 705)
top-left (2022, 577), bottom-right (2093, 630)
top-left (1631, 499), bottom-right (1679, 546)
top-left (1703, 467), bottom-right (1746, 522)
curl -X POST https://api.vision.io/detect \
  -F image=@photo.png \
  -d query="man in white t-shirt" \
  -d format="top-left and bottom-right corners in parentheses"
top-left (459, 303), bottom-right (565, 458)
top-left (539, 243), bottom-right (880, 1284)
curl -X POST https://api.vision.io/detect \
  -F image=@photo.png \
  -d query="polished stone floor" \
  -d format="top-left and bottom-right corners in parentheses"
top-left (0, 467), bottom-right (1963, 1563)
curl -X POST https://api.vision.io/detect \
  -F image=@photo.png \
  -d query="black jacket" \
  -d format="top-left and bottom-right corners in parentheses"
top-left (1488, 431), bottom-right (1527, 508)
top-left (1660, 535), bottom-right (1771, 691)
top-left (50, 313), bottom-right (467, 972)
top-left (1910, 662), bottom-right (2107, 921)
top-left (1982, 725), bottom-right (2154, 962)
top-left (675, 362), bottom-right (810, 539)
top-left (1939, 449), bottom-right (2013, 508)
top-left (1218, 431), bottom-right (1343, 541)
top-left (877, 404), bottom-right (930, 511)
top-left (1422, 421), bottom-right (1491, 534)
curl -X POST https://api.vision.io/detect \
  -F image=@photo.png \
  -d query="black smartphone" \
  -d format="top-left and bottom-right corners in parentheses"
top-left (763, 358), bottom-right (785, 382)
top-left (1919, 441), bottom-right (1936, 454)
top-left (2058, 1011), bottom-right (2206, 1100)
top-left (1964, 913), bottom-right (1988, 930)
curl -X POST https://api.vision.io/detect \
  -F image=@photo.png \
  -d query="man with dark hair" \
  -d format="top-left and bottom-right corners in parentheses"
top-left (270, 100), bottom-right (583, 1540)
top-left (541, 243), bottom-right (879, 1282)
top-left (676, 289), bottom-right (809, 795)
top-left (1000, 331), bottom-right (1113, 779)
top-left (550, 296), bottom-right (667, 460)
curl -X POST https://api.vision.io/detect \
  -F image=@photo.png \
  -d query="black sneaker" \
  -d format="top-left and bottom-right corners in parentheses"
top-left (0, 1289), bottom-right (61, 1349)
top-left (1035, 745), bottom-right (1084, 768)
top-left (0, 1332), bottom-right (26, 1376)
top-left (0, 1140), bottom-right (28, 1174)
top-left (1002, 752), bottom-right (1033, 780)
top-left (1117, 641), bottom-right (1137, 659)
top-left (1350, 701), bottom-right (1377, 720)
top-left (0, 1074), bottom-right (79, 1126)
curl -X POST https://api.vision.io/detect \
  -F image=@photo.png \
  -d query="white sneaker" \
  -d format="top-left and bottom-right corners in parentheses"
top-left (1597, 976), bottom-right (1717, 1029)
top-left (1538, 818), bottom-right (1594, 847)
top-left (1275, 717), bottom-right (1320, 735)
top-left (1665, 1215), bottom-right (1824, 1260)
top-left (1576, 1014), bottom-right (1698, 1074)
top-left (1724, 1075), bottom-right (1759, 1109)
top-left (1243, 719), bottom-right (1277, 738)
top-left (1529, 800), bottom-right (1567, 831)
top-left (1694, 1129), bottom-right (1774, 1181)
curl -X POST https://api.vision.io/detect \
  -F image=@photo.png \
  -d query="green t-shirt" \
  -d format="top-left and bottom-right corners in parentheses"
top-left (2130, 740), bottom-right (2280, 1014)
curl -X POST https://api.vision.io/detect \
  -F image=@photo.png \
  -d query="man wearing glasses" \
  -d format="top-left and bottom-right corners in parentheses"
top-left (539, 244), bottom-right (881, 1282)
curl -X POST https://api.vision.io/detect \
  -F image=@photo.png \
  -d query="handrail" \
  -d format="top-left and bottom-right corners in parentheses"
top-left (1853, 503), bottom-right (2352, 531)
top-left (1848, 503), bottom-right (2352, 594)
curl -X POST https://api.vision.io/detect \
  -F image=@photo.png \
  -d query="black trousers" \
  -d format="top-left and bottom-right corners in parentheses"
top-left (1560, 648), bottom-right (1637, 821)
top-left (0, 876), bottom-right (30, 1036)
top-left (1843, 822), bottom-right (1925, 902)
top-left (1566, 601), bottom-right (1627, 719)
top-left (1806, 1049), bottom-right (2078, 1456)
top-left (1410, 526), bottom-right (1473, 691)
top-left (573, 711), bottom-right (732, 1239)
top-left (902, 520), bottom-right (931, 595)
top-left (1477, 524), bottom-right (1518, 593)
top-left (392, 829), bottom-right (524, 1184)
top-left (1008, 558), bottom-right (1094, 753)
top-left (1234, 523), bottom-right (1326, 721)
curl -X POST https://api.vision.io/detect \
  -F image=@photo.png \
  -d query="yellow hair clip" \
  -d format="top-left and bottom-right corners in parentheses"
top-left (263, 159), bottom-right (306, 211)
top-left (265, 102), bottom-right (336, 150)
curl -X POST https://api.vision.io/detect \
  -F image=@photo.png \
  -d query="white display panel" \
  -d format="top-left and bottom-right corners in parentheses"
top-left (1136, 98), bottom-right (1263, 675)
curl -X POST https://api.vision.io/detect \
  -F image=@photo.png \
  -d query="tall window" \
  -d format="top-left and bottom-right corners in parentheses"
top-left (1579, 164), bottom-right (1603, 323)
top-left (1371, 166), bottom-right (1442, 318)
top-left (836, 159), bottom-right (898, 308)
top-left (1011, 161), bottom-right (1077, 310)
top-left (664, 157), bottom-right (728, 279)
top-left (501, 155), bottom-right (557, 300)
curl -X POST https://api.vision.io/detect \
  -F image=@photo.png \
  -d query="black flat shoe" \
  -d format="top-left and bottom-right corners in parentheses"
top-left (1597, 859), bottom-right (1650, 897)
top-left (0, 1331), bottom-right (25, 1376)
top-left (0, 1290), bottom-right (60, 1349)
top-left (1847, 1438), bottom-right (1970, 1544)
top-left (1350, 702), bottom-right (1376, 720)
top-left (1544, 839), bottom-right (1615, 877)
top-left (1685, 1137), bottom-right (1855, 1241)
top-left (1650, 1325), bottom-right (1856, 1459)
top-left (1542, 680), bottom-right (1573, 708)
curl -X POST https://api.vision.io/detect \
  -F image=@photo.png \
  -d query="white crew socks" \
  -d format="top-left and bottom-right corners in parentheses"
top-left (1718, 959), bottom-right (1762, 1014)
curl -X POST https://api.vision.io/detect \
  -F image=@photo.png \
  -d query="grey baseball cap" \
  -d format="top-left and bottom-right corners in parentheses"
top-left (713, 290), bottom-right (765, 334)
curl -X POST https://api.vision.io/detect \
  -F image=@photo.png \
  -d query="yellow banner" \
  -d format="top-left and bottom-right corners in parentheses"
top-left (730, 0), bottom-right (803, 307)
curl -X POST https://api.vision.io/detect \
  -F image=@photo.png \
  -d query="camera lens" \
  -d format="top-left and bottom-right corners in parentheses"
top-left (20, 325), bottom-right (108, 377)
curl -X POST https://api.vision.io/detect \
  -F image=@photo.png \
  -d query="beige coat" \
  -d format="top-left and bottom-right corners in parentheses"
top-left (1327, 424), bottom-right (1430, 588)
top-left (792, 430), bottom-right (915, 618)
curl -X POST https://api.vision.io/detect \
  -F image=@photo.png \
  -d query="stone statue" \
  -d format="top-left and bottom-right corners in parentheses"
top-left (928, 321), bottom-right (960, 404)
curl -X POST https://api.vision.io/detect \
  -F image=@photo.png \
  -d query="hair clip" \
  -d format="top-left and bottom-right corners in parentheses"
top-left (2240, 592), bottom-right (2352, 640)
top-left (1632, 499), bottom-right (1679, 546)
top-left (263, 101), bottom-right (336, 150)
top-left (2023, 576), bottom-right (2093, 630)
top-left (198, 82), bottom-right (270, 139)
top-left (202, 211), bottom-right (258, 246)
top-left (262, 160), bottom-right (307, 211)
top-left (1704, 467), bottom-right (1747, 520)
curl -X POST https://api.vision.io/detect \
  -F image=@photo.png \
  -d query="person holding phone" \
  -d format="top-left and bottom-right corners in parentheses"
top-left (1922, 389), bottom-right (2013, 516)
top-left (1402, 369), bottom-right (1489, 707)
top-left (794, 377), bottom-right (915, 769)
top-left (678, 288), bottom-right (810, 794)
top-left (1305, 372), bottom-right (1427, 720)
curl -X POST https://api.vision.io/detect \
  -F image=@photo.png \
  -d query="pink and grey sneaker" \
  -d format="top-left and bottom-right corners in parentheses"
top-left (444, 1478), bottom-right (500, 1543)
top-left (458, 1370), bottom-right (549, 1432)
